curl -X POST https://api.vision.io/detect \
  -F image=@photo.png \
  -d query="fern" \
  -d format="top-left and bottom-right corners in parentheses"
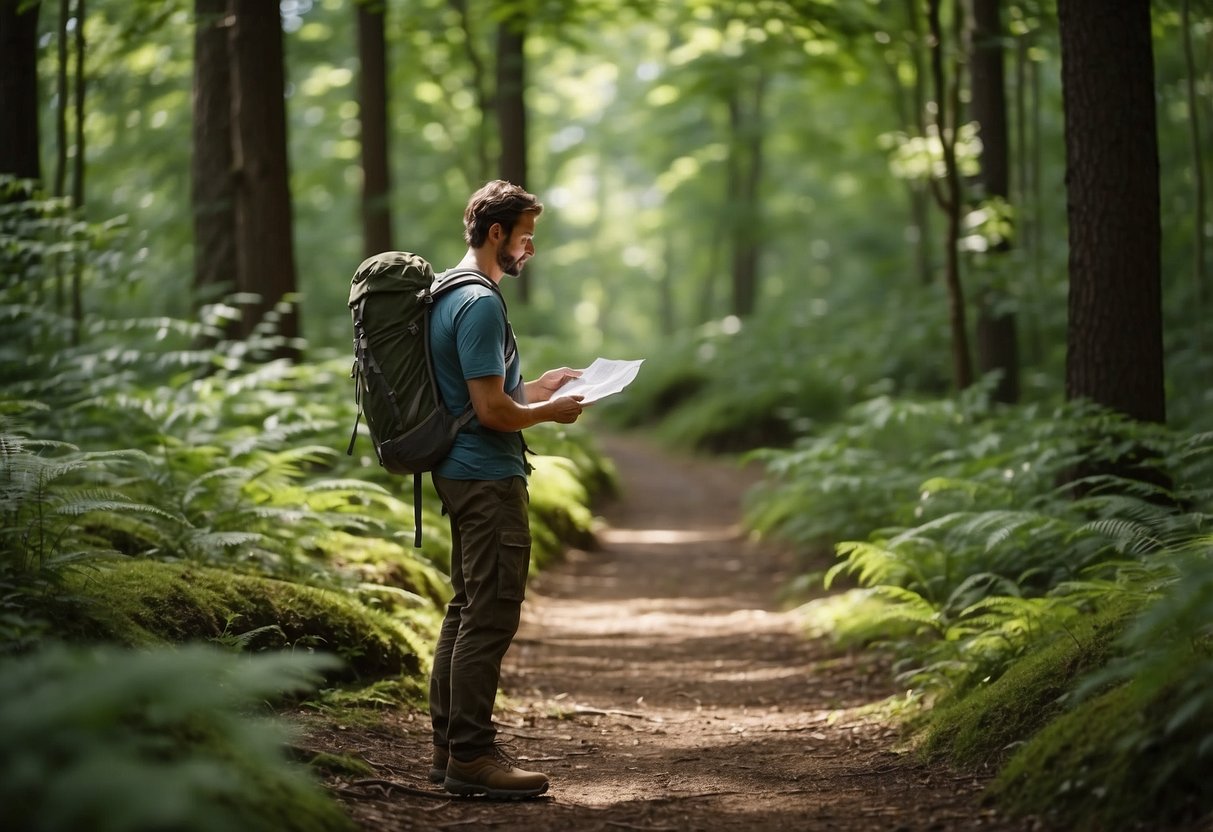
top-left (0, 643), bottom-right (352, 832)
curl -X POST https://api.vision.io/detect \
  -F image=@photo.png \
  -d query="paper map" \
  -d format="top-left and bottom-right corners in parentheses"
top-left (554, 358), bottom-right (645, 405)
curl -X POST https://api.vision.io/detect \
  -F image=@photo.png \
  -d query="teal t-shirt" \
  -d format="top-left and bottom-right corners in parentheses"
top-left (429, 281), bottom-right (526, 480)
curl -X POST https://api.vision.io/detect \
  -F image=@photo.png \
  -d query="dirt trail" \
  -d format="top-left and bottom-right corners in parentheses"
top-left (315, 434), bottom-right (1041, 831)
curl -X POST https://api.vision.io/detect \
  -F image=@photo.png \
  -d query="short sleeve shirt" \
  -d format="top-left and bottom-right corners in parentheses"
top-left (429, 281), bottom-right (526, 480)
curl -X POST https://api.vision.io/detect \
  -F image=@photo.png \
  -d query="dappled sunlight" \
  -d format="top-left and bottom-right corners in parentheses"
top-left (527, 596), bottom-right (787, 639)
top-left (598, 526), bottom-right (743, 545)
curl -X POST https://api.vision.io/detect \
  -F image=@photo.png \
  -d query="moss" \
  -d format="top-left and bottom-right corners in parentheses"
top-left (920, 604), bottom-right (1131, 768)
top-left (529, 454), bottom-right (598, 568)
top-left (65, 560), bottom-right (429, 681)
top-left (303, 752), bottom-right (377, 778)
top-left (310, 675), bottom-right (430, 726)
top-left (315, 529), bottom-right (451, 608)
top-left (990, 681), bottom-right (1212, 830)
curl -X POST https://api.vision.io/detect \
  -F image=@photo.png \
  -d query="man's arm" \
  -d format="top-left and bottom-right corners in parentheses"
top-left (467, 376), bottom-right (583, 431)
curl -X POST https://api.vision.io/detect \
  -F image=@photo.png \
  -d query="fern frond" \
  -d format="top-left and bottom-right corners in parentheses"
top-left (1077, 518), bottom-right (1164, 555)
top-left (869, 584), bottom-right (943, 630)
top-left (829, 541), bottom-right (910, 588)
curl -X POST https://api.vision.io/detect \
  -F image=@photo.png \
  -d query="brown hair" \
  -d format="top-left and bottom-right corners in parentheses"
top-left (463, 180), bottom-right (544, 247)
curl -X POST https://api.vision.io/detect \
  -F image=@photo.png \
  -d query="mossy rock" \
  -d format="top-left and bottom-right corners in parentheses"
top-left (990, 680), bottom-right (1212, 830)
top-left (65, 560), bottom-right (428, 681)
top-left (920, 604), bottom-right (1131, 768)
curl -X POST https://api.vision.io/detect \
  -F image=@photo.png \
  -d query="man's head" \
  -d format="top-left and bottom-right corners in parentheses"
top-left (464, 180), bottom-right (544, 277)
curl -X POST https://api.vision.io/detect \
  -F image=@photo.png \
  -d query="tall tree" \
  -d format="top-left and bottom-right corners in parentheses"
top-left (496, 7), bottom-right (531, 302)
top-left (1179, 0), bottom-right (1207, 306)
top-left (1058, 0), bottom-right (1164, 425)
top-left (228, 0), bottom-right (301, 354)
top-left (357, 0), bottom-right (392, 257)
top-left (727, 67), bottom-right (766, 318)
top-left (969, 0), bottom-right (1019, 403)
top-left (0, 0), bottom-right (42, 190)
top-left (449, 0), bottom-right (491, 183)
top-left (927, 0), bottom-right (974, 390)
top-left (191, 0), bottom-right (238, 315)
top-left (889, 0), bottom-right (935, 287)
top-left (69, 0), bottom-right (84, 340)
top-left (54, 0), bottom-right (68, 200)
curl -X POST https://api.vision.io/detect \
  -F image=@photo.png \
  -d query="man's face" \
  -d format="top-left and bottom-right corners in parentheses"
top-left (496, 213), bottom-right (537, 277)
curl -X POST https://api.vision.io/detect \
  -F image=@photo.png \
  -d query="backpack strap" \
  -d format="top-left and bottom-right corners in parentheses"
top-left (346, 297), bottom-right (370, 456)
top-left (413, 475), bottom-right (424, 549)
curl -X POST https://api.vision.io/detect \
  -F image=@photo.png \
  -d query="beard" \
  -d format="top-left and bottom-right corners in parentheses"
top-left (496, 242), bottom-right (528, 277)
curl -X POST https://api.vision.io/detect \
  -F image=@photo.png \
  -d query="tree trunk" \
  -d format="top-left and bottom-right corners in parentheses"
top-left (448, 0), bottom-right (490, 183)
top-left (728, 70), bottom-right (766, 318)
top-left (902, 0), bottom-right (934, 286)
top-left (1180, 0), bottom-right (1207, 307)
top-left (496, 11), bottom-right (530, 303)
top-left (54, 0), bottom-right (68, 202)
top-left (357, 1), bottom-right (392, 257)
top-left (70, 0), bottom-right (84, 343)
top-left (191, 0), bottom-right (238, 317)
top-left (928, 0), bottom-right (973, 390)
top-left (228, 0), bottom-right (301, 356)
top-left (1059, 0), bottom-right (1164, 425)
top-left (969, 0), bottom-right (1018, 403)
top-left (0, 0), bottom-right (42, 188)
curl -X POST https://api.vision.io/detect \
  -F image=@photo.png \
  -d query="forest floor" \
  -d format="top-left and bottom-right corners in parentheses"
top-left (301, 433), bottom-right (1048, 831)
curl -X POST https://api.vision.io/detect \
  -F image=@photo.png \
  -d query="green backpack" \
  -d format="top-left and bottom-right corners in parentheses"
top-left (346, 251), bottom-right (511, 547)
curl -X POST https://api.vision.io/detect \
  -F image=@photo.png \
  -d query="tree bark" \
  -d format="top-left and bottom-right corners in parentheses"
top-left (496, 11), bottom-right (530, 302)
top-left (0, 0), bottom-right (42, 188)
top-left (1059, 0), bottom-right (1164, 425)
top-left (1180, 0), bottom-right (1207, 306)
top-left (928, 0), bottom-right (973, 391)
top-left (448, 0), bottom-right (490, 183)
top-left (969, 0), bottom-right (1018, 403)
top-left (54, 0), bottom-right (68, 201)
top-left (191, 0), bottom-right (238, 316)
top-left (70, 0), bottom-right (85, 342)
top-left (357, 0), bottom-right (392, 257)
top-left (228, 0), bottom-right (301, 356)
top-left (728, 70), bottom-right (766, 318)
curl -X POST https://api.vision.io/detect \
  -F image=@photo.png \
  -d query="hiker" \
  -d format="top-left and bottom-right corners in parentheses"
top-left (428, 180), bottom-right (585, 799)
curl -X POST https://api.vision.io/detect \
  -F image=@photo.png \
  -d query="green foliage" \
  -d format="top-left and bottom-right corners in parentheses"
top-left (0, 643), bottom-right (353, 832)
top-left (989, 551), bottom-right (1213, 828)
top-left (754, 386), bottom-right (1212, 827)
top-left (2, 187), bottom-right (612, 828)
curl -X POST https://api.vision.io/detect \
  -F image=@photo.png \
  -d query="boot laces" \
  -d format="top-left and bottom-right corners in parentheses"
top-left (489, 741), bottom-right (521, 770)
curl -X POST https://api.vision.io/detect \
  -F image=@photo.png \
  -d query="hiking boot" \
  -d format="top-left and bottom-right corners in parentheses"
top-left (443, 744), bottom-right (550, 799)
top-left (429, 746), bottom-right (448, 784)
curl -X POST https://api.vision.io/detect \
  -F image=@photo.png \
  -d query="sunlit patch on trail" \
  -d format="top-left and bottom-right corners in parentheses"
top-left (598, 527), bottom-right (742, 545)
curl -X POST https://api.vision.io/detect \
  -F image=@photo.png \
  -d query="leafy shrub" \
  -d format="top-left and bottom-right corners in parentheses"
top-left (750, 384), bottom-right (1212, 828)
top-left (989, 550), bottom-right (1213, 829)
top-left (0, 644), bottom-right (353, 832)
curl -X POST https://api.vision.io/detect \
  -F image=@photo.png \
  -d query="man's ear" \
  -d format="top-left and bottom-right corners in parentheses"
top-left (487, 222), bottom-right (505, 244)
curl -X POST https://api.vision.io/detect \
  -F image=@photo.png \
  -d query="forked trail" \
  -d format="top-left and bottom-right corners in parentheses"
top-left (320, 433), bottom-right (1039, 831)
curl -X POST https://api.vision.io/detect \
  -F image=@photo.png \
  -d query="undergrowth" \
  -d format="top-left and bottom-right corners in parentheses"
top-left (0, 644), bottom-right (353, 832)
top-left (2, 187), bottom-right (611, 830)
top-left (747, 384), bottom-right (1213, 828)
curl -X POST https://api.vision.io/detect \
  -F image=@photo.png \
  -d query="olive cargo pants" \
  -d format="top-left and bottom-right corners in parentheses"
top-left (429, 475), bottom-right (532, 759)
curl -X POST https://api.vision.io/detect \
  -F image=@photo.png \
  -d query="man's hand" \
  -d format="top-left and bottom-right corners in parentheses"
top-left (529, 367), bottom-right (582, 402)
top-left (547, 394), bottom-right (584, 424)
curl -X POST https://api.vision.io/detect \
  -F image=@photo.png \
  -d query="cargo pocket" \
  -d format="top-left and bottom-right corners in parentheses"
top-left (497, 528), bottom-right (531, 602)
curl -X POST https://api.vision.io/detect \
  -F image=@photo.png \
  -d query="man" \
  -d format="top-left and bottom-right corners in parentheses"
top-left (427, 180), bottom-right (584, 799)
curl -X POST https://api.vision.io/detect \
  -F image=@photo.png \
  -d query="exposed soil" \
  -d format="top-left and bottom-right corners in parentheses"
top-left (303, 433), bottom-right (1046, 831)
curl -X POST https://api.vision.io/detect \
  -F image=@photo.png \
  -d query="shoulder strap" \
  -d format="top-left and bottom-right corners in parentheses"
top-left (428, 268), bottom-right (517, 366)
top-left (428, 268), bottom-right (499, 302)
